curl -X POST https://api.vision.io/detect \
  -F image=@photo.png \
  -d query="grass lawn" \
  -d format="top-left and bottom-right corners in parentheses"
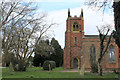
top-left (2, 67), bottom-right (120, 78)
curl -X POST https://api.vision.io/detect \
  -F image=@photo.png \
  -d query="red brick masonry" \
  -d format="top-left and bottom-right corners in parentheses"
top-left (64, 9), bottom-right (120, 71)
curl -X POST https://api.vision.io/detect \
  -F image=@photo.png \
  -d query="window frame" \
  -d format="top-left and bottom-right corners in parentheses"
top-left (74, 37), bottom-right (77, 45)
top-left (72, 21), bottom-right (81, 33)
top-left (90, 44), bottom-right (96, 61)
top-left (109, 45), bottom-right (116, 63)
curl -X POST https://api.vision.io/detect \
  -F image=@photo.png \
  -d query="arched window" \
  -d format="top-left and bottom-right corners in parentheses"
top-left (72, 22), bottom-right (80, 31)
top-left (90, 44), bottom-right (96, 61)
top-left (109, 45), bottom-right (115, 62)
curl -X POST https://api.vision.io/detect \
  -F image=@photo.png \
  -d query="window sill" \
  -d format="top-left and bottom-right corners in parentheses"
top-left (109, 61), bottom-right (116, 64)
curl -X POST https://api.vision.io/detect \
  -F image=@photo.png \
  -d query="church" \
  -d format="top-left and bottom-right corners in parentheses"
top-left (63, 9), bottom-right (120, 71)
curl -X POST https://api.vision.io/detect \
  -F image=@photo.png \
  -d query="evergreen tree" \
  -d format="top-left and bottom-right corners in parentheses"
top-left (33, 38), bottom-right (63, 67)
top-left (33, 54), bottom-right (46, 67)
top-left (33, 39), bottom-right (53, 67)
top-left (50, 38), bottom-right (63, 67)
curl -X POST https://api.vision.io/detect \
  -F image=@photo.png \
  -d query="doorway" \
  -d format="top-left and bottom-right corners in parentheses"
top-left (73, 58), bottom-right (78, 69)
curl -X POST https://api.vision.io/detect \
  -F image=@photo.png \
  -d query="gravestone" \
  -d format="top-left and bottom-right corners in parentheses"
top-left (80, 64), bottom-right (85, 76)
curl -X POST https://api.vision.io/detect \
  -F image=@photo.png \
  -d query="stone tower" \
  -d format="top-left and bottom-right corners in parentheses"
top-left (64, 9), bottom-right (84, 69)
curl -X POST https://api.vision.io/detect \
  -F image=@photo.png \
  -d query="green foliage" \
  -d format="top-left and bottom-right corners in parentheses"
top-left (43, 60), bottom-right (56, 70)
top-left (33, 38), bottom-right (63, 67)
top-left (33, 39), bottom-right (54, 67)
top-left (35, 40), bottom-right (54, 56)
top-left (33, 54), bottom-right (46, 67)
top-left (43, 60), bottom-right (51, 70)
top-left (50, 38), bottom-right (63, 67)
top-left (30, 75), bottom-right (34, 78)
top-left (49, 61), bottom-right (56, 68)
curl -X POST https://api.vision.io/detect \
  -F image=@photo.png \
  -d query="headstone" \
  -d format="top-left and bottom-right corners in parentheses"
top-left (39, 63), bottom-right (41, 67)
top-left (15, 64), bottom-right (19, 71)
top-left (80, 64), bottom-right (85, 76)
top-left (49, 64), bottom-right (51, 74)
top-left (29, 62), bottom-right (32, 67)
top-left (9, 62), bottom-right (14, 75)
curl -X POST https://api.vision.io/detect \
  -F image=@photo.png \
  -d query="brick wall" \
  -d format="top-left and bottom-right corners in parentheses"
top-left (64, 14), bottom-right (120, 71)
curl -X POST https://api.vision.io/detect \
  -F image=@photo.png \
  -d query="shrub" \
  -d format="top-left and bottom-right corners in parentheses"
top-left (49, 61), bottom-right (56, 68)
top-left (43, 60), bottom-right (56, 70)
top-left (13, 60), bottom-right (28, 71)
top-left (90, 62), bottom-right (98, 73)
top-left (113, 69), bottom-right (119, 74)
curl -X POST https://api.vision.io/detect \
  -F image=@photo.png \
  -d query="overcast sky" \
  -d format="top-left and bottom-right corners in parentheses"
top-left (33, 1), bottom-right (114, 48)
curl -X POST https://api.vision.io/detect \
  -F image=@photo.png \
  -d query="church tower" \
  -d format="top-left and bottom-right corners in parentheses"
top-left (64, 9), bottom-right (84, 69)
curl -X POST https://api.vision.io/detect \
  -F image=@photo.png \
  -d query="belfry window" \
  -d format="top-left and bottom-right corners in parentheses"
top-left (73, 22), bottom-right (80, 31)
top-left (109, 45), bottom-right (115, 62)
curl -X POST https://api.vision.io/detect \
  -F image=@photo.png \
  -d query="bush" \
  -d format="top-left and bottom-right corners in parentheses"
top-left (33, 54), bottom-right (46, 67)
top-left (49, 61), bottom-right (56, 68)
top-left (113, 69), bottom-right (119, 74)
top-left (43, 60), bottom-right (56, 70)
top-left (90, 62), bottom-right (98, 73)
top-left (13, 60), bottom-right (28, 71)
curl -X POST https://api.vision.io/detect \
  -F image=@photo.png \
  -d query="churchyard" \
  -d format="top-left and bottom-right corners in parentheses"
top-left (2, 67), bottom-right (119, 79)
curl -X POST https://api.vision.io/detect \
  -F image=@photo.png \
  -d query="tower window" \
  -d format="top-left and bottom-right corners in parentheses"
top-left (74, 37), bottom-right (77, 45)
top-left (72, 22), bottom-right (80, 31)
top-left (109, 45), bottom-right (115, 62)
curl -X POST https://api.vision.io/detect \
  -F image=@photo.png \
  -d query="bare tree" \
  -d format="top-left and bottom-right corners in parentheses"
top-left (85, 0), bottom-right (113, 12)
top-left (85, 0), bottom-right (120, 48)
top-left (97, 25), bottom-right (113, 76)
top-left (1, 1), bottom-right (56, 71)
top-left (0, 1), bottom-right (36, 29)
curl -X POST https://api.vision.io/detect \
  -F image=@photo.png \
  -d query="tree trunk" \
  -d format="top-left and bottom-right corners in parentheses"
top-left (98, 62), bottom-right (102, 76)
top-left (14, 59), bottom-right (28, 71)
top-left (18, 59), bottom-right (26, 71)
top-left (113, 1), bottom-right (120, 48)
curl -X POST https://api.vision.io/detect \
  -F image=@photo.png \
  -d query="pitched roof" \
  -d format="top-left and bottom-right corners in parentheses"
top-left (84, 35), bottom-right (99, 38)
top-left (84, 35), bottom-right (110, 38)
